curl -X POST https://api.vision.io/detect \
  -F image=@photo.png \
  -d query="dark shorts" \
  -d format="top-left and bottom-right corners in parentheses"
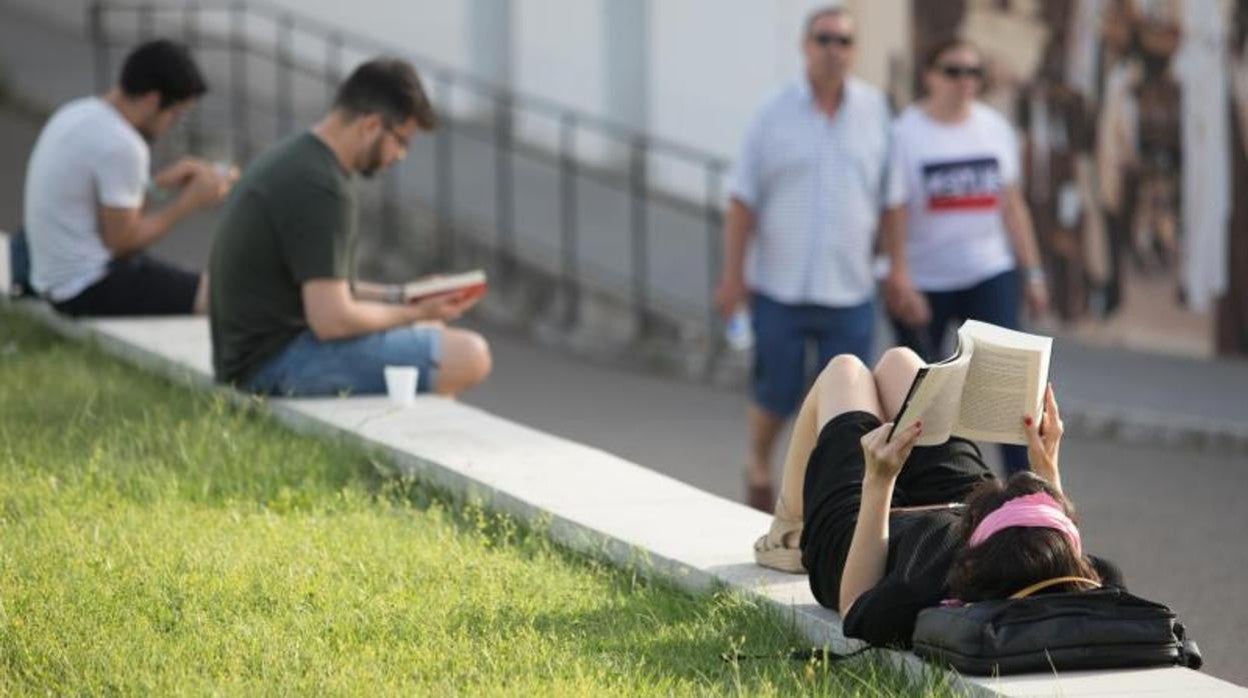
top-left (750, 293), bottom-right (874, 418)
top-left (52, 254), bottom-right (200, 317)
top-left (800, 411), bottom-right (995, 608)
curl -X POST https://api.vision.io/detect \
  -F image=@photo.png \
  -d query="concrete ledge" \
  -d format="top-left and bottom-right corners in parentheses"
top-left (8, 300), bottom-right (1245, 697)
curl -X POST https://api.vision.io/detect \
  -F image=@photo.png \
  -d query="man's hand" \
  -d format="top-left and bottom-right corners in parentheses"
top-left (1024, 383), bottom-right (1064, 493)
top-left (883, 272), bottom-right (931, 328)
top-left (409, 290), bottom-right (481, 323)
top-left (860, 420), bottom-right (923, 483)
top-left (714, 273), bottom-right (748, 318)
top-left (153, 157), bottom-right (205, 190)
top-left (182, 164), bottom-right (238, 209)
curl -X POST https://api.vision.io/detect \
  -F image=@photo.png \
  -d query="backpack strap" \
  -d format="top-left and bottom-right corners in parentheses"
top-left (1010, 576), bottom-right (1102, 599)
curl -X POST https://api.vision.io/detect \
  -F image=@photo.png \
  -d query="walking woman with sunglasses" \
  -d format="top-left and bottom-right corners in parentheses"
top-left (880, 39), bottom-right (1050, 476)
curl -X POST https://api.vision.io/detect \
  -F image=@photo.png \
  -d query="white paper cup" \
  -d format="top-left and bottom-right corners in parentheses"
top-left (383, 365), bottom-right (419, 406)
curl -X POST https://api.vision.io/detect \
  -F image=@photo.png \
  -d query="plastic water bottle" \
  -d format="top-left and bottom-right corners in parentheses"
top-left (725, 308), bottom-right (754, 351)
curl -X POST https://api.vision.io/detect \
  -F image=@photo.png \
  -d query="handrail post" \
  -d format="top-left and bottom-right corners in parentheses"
top-left (276, 13), bottom-right (294, 138)
top-left (494, 92), bottom-right (514, 284)
top-left (324, 31), bottom-right (344, 105)
top-left (88, 1), bottom-right (109, 94)
top-left (229, 1), bottom-right (251, 163)
top-left (183, 2), bottom-right (202, 155)
top-left (559, 113), bottom-right (579, 328)
top-left (434, 73), bottom-right (454, 267)
top-left (703, 162), bottom-right (725, 379)
top-left (138, 2), bottom-right (153, 42)
top-left (629, 137), bottom-right (649, 338)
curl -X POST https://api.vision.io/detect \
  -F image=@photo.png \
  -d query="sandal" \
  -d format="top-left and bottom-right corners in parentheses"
top-left (752, 515), bottom-right (806, 574)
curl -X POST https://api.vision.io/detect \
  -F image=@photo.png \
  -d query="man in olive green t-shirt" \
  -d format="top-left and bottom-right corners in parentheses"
top-left (209, 58), bottom-right (491, 396)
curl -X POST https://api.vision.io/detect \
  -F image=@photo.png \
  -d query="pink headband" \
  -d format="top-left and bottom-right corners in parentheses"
top-left (968, 492), bottom-right (1082, 556)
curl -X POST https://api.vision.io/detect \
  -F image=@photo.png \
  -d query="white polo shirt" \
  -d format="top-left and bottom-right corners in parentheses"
top-left (25, 97), bottom-right (150, 301)
top-left (728, 76), bottom-right (894, 307)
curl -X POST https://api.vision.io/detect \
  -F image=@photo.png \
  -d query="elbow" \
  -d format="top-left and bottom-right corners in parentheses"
top-left (306, 313), bottom-right (350, 342)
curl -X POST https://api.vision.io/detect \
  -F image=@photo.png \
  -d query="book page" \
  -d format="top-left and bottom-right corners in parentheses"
top-left (953, 341), bottom-right (1043, 445)
top-left (890, 353), bottom-right (973, 447)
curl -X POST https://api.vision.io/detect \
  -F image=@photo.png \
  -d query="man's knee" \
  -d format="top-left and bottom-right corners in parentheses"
top-left (441, 329), bottom-right (492, 389)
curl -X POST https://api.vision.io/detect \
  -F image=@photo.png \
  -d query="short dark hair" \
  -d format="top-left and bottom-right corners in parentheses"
top-left (804, 5), bottom-right (851, 37)
top-left (333, 58), bottom-right (437, 130)
top-left (947, 472), bottom-right (1100, 603)
top-left (119, 39), bottom-right (208, 108)
top-left (923, 37), bottom-right (981, 69)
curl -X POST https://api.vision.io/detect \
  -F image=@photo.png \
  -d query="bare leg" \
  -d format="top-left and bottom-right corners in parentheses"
top-left (764, 355), bottom-right (883, 556)
top-left (433, 328), bottom-right (493, 396)
top-left (192, 273), bottom-right (209, 315)
top-left (746, 403), bottom-right (785, 492)
top-left (873, 347), bottom-right (924, 421)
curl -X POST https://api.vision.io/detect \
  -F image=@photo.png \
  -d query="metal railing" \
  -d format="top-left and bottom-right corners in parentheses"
top-left (87, 0), bottom-right (729, 358)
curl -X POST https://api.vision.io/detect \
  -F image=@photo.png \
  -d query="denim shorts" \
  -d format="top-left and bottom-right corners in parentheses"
top-left (750, 293), bottom-right (874, 418)
top-left (243, 325), bottom-right (442, 397)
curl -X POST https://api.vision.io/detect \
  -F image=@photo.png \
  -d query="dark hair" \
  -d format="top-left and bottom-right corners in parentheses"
top-left (923, 37), bottom-right (981, 69)
top-left (946, 472), bottom-right (1099, 603)
top-left (803, 5), bottom-right (851, 37)
top-left (333, 58), bottom-right (437, 130)
top-left (119, 39), bottom-right (208, 108)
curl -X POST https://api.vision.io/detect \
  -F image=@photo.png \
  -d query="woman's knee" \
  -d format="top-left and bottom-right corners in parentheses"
top-left (873, 346), bottom-right (922, 377)
top-left (816, 353), bottom-right (871, 387)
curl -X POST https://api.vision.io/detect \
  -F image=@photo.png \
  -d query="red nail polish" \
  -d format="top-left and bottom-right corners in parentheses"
top-left (1024, 417), bottom-right (1033, 426)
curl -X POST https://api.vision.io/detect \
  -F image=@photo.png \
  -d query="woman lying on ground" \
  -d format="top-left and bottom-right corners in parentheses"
top-left (752, 347), bottom-right (1123, 647)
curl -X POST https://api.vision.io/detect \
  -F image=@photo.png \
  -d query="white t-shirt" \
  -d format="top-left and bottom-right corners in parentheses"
top-left (885, 103), bottom-right (1019, 291)
top-left (24, 97), bottom-right (150, 301)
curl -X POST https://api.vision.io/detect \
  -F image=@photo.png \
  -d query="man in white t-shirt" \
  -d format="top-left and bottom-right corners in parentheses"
top-left (880, 38), bottom-right (1049, 476)
top-left (23, 39), bottom-right (237, 316)
top-left (716, 6), bottom-right (895, 517)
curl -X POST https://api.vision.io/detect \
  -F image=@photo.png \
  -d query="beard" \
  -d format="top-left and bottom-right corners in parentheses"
top-left (359, 135), bottom-right (386, 178)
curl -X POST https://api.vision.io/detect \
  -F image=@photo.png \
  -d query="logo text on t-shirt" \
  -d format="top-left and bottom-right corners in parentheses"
top-left (921, 156), bottom-right (1002, 212)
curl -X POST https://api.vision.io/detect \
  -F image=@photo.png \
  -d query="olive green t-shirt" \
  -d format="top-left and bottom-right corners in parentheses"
top-left (209, 132), bottom-right (356, 384)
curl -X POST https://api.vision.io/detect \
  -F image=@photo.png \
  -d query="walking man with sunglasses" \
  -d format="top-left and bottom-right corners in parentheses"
top-left (716, 6), bottom-right (894, 516)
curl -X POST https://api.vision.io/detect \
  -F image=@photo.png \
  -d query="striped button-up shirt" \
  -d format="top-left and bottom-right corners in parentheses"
top-left (729, 76), bottom-right (895, 307)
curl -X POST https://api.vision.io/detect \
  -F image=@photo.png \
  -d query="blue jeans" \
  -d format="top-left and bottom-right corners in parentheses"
top-left (750, 293), bottom-right (874, 418)
top-left (888, 269), bottom-right (1029, 476)
top-left (244, 326), bottom-right (442, 397)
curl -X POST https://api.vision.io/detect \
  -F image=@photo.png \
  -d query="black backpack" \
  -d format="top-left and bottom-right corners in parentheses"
top-left (912, 576), bottom-right (1203, 676)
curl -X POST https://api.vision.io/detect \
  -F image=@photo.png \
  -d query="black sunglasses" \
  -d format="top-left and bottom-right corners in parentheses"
top-left (940, 64), bottom-right (984, 80)
top-left (812, 32), bottom-right (854, 47)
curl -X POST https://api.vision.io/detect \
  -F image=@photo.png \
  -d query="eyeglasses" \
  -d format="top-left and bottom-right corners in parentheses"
top-left (811, 32), bottom-right (854, 47)
top-left (939, 63), bottom-right (984, 80)
top-left (383, 122), bottom-right (411, 150)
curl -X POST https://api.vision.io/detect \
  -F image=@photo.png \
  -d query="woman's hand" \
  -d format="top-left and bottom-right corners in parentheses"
top-left (860, 420), bottom-right (923, 484)
top-left (1024, 383), bottom-right (1064, 493)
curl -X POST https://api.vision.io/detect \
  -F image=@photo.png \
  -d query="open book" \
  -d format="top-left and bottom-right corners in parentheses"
top-left (888, 320), bottom-right (1052, 446)
top-left (351, 270), bottom-right (487, 304)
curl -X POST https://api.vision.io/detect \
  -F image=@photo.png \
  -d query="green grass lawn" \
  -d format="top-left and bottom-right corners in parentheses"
top-left (0, 308), bottom-right (957, 695)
